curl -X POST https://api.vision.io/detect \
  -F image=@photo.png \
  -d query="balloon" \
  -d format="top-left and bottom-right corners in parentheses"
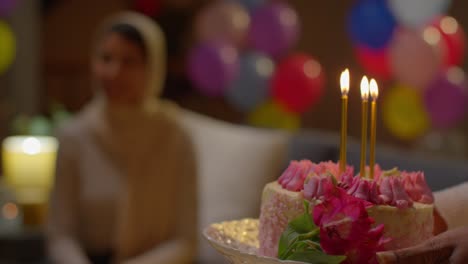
top-left (248, 100), bottom-right (300, 131)
top-left (187, 41), bottom-right (239, 97)
top-left (226, 52), bottom-right (274, 112)
top-left (248, 2), bottom-right (300, 58)
top-left (430, 16), bottom-right (466, 67)
top-left (133, 0), bottom-right (163, 17)
top-left (0, 21), bottom-right (15, 74)
top-left (389, 28), bottom-right (441, 89)
top-left (195, 1), bottom-right (250, 47)
top-left (0, 0), bottom-right (18, 16)
top-left (347, 0), bottom-right (396, 49)
top-left (383, 85), bottom-right (430, 140)
top-left (355, 46), bottom-right (391, 80)
top-left (388, 0), bottom-right (451, 29)
top-left (271, 54), bottom-right (325, 114)
top-left (237, 0), bottom-right (265, 12)
top-left (424, 67), bottom-right (468, 129)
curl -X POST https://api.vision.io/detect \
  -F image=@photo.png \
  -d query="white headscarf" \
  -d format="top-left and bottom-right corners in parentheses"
top-left (77, 12), bottom-right (196, 260)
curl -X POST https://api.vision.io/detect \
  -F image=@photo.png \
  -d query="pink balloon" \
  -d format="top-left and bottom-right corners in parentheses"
top-left (355, 46), bottom-right (391, 80)
top-left (195, 1), bottom-right (250, 47)
top-left (389, 28), bottom-right (442, 89)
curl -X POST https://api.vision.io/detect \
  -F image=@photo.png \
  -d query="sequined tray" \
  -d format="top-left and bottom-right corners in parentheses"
top-left (203, 218), bottom-right (305, 264)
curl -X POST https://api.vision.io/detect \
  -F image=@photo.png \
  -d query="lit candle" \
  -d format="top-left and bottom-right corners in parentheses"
top-left (339, 69), bottom-right (350, 172)
top-left (360, 76), bottom-right (370, 176)
top-left (369, 79), bottom-right (379, 179)
top-left (2, 136), bottom-right (58, 227)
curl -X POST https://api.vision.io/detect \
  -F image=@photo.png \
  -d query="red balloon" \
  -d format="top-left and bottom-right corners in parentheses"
top-left (355, 46), bottom-right (391, 80)
top-left (272, 54), bottom-right (325, 114)
top-left (133, 0), bottom-right (162, 17)
top-left (431, 16), bottom-right (466, 67)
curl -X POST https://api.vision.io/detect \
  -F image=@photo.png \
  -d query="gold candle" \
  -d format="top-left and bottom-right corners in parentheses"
top-left (339, 69), bottom-right (350, 172)
top-left (369, 79), bottom-right (379, 179)
top-left (359, 76), bottom-right (370, 177)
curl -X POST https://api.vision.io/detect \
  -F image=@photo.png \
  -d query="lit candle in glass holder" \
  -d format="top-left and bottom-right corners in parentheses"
top-left (2, 136), bottom-right (58, 227)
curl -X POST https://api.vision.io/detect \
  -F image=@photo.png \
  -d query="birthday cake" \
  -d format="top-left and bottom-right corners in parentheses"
top-left (258, 160), bottom-right (434, 262)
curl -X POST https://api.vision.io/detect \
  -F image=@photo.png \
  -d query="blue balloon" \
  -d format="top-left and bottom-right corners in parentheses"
top-left (348, 0), bottom-right (397, 49)
top-left (235, 0), bottom-right (266, 12)
top-left (226, 53), bottom-right (274, 112)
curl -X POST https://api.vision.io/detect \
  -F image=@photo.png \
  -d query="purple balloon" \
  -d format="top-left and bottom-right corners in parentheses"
top-left (187, 41), bottom-right (239, 97)
top-left (248, 2), bottom-right (300, 59)
top-left (0, 0), bottom-right (18, 16)
top-left (424, 69), bottom-right (468, 128)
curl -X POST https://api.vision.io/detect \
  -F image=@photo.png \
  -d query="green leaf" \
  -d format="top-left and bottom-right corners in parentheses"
top-left (286, 251), bottom-right (346, 264)
top-left (278, 201), bottom-right (320, 259)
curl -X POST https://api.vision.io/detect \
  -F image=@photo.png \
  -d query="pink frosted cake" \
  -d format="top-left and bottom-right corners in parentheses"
top-left (258, 160), bottom-right (434, 259)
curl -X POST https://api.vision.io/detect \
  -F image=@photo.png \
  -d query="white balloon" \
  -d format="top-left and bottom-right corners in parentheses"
top-left (388, 0), bottom-right (451, 28)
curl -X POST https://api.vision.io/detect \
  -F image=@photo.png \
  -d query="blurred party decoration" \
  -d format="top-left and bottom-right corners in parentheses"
top-left (195, 1), bottom-right (250, 47)
top-left (0, 20), bottom-right (15, 74)
top-left (0, 0), bottom-right (18, 16)
top-left (248, 100), bottom-right (300, 131)
top-left (237, 0), bottom-right (265, 13)
top-left (248, 2), bottom-right (300, 58)
top-left (355, 46), bottom-right (391, 80)
top-left (133, 0), bottom-right (162, 17)
top-left (430, 16), bottom-right (466, 67)
top-left (388, 0), bottom-right (451, 29)
top-left (424, 67), bottom-right (468, 129)
top-left (347, 0), bottom-right (396, 49)
top-left (187, 41), bottom-right (239, 97)
top-left (389, 28), bottom-right (441, 89)
top-left (383, 84), bottom-right (430, 140)
top-left (226, 52), bottom-right (274, 112)
top-left (272, 53), bottom-right (325, 114)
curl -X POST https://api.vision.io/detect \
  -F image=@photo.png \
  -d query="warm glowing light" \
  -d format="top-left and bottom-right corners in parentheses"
top-left (2, 202), bottom-right (18, 220)
top-left (441, 16), bottom-right (458, 34)
top-left (423, 26), bottom-right (441, 46)
top-left (370, 79), bottom-right (379, 100)
top-left (360, 76), bottom-right (369, 100)
top-left (256, 57), bottom-right (274, 77)
top-left (280, 9), bottom-right (297, 26)
top-left (447, 67), bottom-right (465, 85)
top-left (233, 11), bottom-right (250, 30)
top-left (22, 137), bottom-right (41, 155)
top-left (340, 69), bottom-right (350, 95)
top-left (303, 60), bottom-right (321, 79)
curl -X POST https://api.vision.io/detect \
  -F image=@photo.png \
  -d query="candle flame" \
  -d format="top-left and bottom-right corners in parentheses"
top-left (370, 79), bottom-right (379, 100)
top-left (360, 76), bottom-right (369, 100)
top-left (340, 69), bottom-right (350, 95)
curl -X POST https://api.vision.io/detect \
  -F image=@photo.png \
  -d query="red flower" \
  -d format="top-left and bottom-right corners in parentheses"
top-left (313, 181), bottom-right (388, 263)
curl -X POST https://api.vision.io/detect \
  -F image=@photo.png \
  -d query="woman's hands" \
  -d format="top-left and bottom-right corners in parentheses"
top-left (377, 226), bottom-right (468, 264)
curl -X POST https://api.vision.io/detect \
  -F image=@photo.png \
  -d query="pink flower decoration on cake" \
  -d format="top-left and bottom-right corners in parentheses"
top-left (303, 174), bottom-right (332, 200)
top-left (278, 160), bottom-right (313, 191)
top-left (378, 177), bottom-right (413, 209)
top-left (311, 161), bottom-right (354, 180)
top-left (313, 181), bottom-right (388, 263)
top-left (402, 171), bottom-right (434, 204)
top-left (347, 178), bottom-right (381, 205)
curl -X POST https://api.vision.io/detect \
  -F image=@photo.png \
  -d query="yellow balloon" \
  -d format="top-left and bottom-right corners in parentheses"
top-left (248, 100), bottom-right (300, 131)
top-left (0, 21), bottom-right (15, 74)
top-left (383, 85), bottom-right (429, 140)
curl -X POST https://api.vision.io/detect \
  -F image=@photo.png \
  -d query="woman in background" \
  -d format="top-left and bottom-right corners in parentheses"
top-left (46, 12), bottom-right (197, 264)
